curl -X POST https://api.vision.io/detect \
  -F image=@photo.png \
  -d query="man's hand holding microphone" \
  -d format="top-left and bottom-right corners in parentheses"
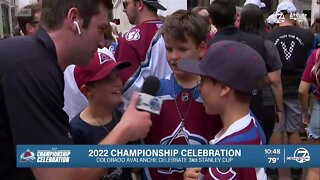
top-left (101, 76), bottom-right (161, 144)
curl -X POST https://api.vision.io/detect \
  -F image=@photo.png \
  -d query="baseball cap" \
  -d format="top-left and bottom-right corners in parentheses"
top-left (266, 13), bottom-right (278, 25)
top-left (276, 0), bottom-right (297, 13)
top-left (243, 0), bottom-right (266, 8)
top-left (74, 49), bottom-right (131, 89)
top-left (143, 0), bottom-right (167, 11)
top-left (178, 41), bottom-right (266, 95)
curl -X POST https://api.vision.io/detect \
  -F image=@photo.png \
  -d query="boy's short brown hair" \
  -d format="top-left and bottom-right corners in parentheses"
top-left (209, 78), bottom-right (253, 103)
top-left (160, 9), bottom-right (209, 46)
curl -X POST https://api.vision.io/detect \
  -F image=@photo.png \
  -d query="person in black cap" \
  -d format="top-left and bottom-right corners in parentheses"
top-left (180, 40), bottom-right (267, 180)
top-left (142, 0), bottom-right (166, 11)
top-left (116, 0), bottom-right (172, 109)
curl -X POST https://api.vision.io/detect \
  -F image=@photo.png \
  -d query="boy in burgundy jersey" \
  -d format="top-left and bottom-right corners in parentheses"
top-left (143, 10), bottom-right (222, 180)
top-left (179, 41), bottom-right (267, 180)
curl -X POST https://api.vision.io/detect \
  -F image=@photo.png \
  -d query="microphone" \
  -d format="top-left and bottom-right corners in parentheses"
top-left (136, 76), bottom-right (163, 114)
top-left (141, 76), bottom-right (160, 96)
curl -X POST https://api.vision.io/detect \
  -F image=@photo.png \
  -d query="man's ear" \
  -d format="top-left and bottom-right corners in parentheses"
top-left (198, 41), bottom-right (208, 58)
top-left (25, 23), bottom-right (34, 35)
top-left (220, 84), bottom-right (231, 97)
top-left (137, 0), bottom-right (144, 11)
top-left (66, 7), bottom-right (82, 33)
top-left (79, 85), bottom-right (90, 98)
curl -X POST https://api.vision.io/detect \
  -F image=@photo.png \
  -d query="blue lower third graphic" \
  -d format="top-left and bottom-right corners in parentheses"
top-left (16, 145), bottom-right (320, 168)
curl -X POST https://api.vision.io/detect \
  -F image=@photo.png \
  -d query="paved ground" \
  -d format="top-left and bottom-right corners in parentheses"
top-left (278, 168), bottom-right (307, 180)
top-left (269, 133), bottom-right (308, 180)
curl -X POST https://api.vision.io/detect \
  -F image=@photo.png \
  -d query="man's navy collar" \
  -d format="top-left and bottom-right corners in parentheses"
top-left (35, 27), bottom-right (57, 60)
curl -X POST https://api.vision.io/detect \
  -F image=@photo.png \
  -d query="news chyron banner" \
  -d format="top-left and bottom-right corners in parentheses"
top-left (17, 145), bottom-right (320, 168)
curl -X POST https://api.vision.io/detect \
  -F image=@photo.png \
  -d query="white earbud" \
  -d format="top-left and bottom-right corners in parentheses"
top-left (74, 21), bottom-right (81, 35)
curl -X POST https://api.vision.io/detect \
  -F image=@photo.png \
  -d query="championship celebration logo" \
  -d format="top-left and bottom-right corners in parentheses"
top-left (20, 148), bottom-right (71, 163)
top-left (20, 149), bottom-right (36, 162)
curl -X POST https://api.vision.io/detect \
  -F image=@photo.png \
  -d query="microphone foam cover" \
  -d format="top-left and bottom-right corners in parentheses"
top-left (141, 76), bottom-right (160, 96)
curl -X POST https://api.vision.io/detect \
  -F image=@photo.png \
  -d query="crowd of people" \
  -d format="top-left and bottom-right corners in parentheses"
top-left (0, 0), bottom-right (319, 179)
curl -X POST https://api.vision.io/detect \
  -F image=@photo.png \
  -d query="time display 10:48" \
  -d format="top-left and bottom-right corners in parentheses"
top-left (264, 149), bottom-right (281, 155)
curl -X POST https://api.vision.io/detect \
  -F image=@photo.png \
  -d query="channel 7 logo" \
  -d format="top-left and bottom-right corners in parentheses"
top-left (293, 148), bottom-right (310, 163)
top-left (286, 147), bottom-right (311, 163)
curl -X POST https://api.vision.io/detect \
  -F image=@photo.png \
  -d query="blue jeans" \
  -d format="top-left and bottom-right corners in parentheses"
top-left (306, 99), bottom-right (320, 139)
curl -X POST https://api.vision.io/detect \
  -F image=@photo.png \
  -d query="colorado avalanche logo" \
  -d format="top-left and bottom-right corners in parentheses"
top-left (99, 53), bottom-right (114, 64)
top-left (125, 29), bottom-right (140, 41)
top-left (103, 168), bottom-right (122, 179)
top-left (209, 167), bottom-right (237, 180)
top-left (150, 98), bottom-right (160, 111)
top-left (158, 122), bottom-right (207, 174)
top-left (20, 149), bottom-right (36, 162)
top-left (160, 122), bottom-right (207, 145)
top-left (156, 23), bottom-right (162, 29)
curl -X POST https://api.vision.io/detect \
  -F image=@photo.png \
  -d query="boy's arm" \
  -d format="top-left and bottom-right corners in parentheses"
top-left (299, 49), bottom-right (317, 125)
top-left (32, 168), bottom-right (106, 180)
top-left (298, 81), bottom-right (311, 125)
top-left (184, 168), bottom-right (201, 180)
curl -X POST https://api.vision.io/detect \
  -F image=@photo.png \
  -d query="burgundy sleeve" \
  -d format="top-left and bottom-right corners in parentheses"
top-left (115, 38), bottom-right (140, 83)
top-left (301, 49), bottom-right (317, 83)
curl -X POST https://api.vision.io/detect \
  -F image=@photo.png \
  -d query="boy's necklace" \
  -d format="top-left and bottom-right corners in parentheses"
top-left (93, 111), bottom-right (117, 134)
top-left (171, 78), bottom-right (199, 128)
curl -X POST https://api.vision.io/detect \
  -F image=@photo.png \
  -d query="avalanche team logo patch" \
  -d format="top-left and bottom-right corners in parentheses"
top-left (158, 122), bottom-right (207, 174)
top-left (156, 23), bottom-right (162, 29)
top-left (99, 53), bottom-right (115, 64)
top-left (209, 167), bottom-right (237, 180)
top-left (20, 149), bottom-right (36, 162)
top-left (125, 29), bottom-right (140, 41)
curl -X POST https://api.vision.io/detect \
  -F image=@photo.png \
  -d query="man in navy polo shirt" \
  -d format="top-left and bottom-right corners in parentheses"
top-left (0, 0), bottom-right (151, 179)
